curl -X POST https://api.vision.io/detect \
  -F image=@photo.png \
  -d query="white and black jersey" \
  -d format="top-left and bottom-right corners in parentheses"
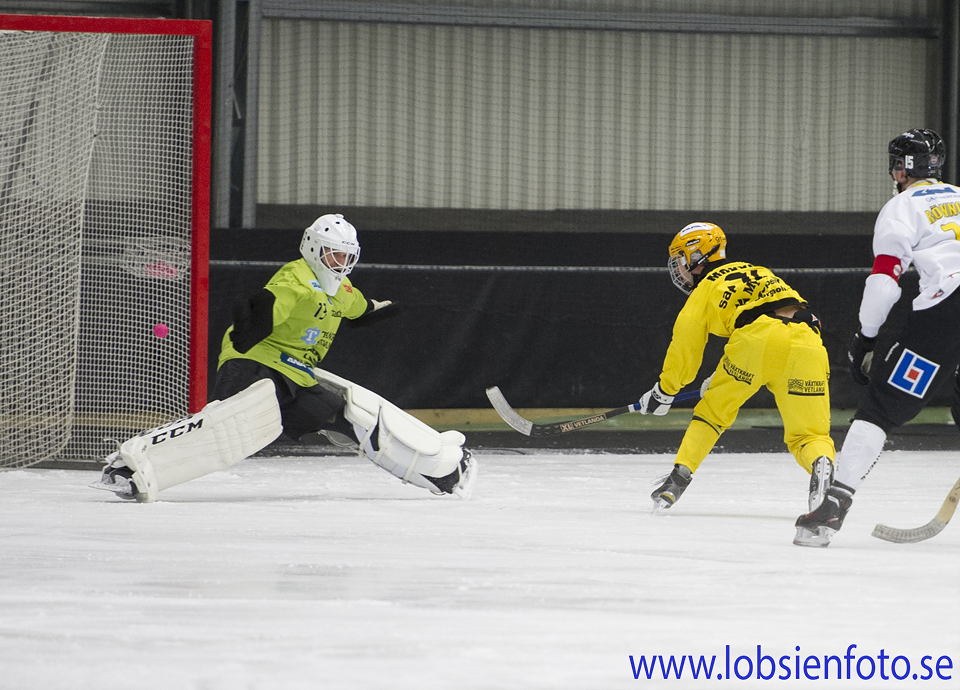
top-left (855, 179), bottom-right (960, 431)
top-left (873, 179), bottom-right (960, 309)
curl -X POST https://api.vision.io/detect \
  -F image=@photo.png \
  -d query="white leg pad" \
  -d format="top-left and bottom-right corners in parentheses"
top-left (313, 368), bottom-right (469, 494)
top-left (114, 379), bottom-right (283, 502)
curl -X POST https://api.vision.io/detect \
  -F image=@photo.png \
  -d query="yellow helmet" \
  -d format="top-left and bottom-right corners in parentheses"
top-left (667, 222), bottom-right (727, 294)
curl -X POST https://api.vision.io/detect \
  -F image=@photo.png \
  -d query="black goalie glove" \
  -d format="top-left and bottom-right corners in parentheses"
top-left (848, 330), bottom-right (877, 386)
top-left (230, 289), bottom-right (276, 353)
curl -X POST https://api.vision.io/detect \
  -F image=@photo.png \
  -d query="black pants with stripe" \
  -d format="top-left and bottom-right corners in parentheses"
top-left (855, 287), bottom-right (960, 432)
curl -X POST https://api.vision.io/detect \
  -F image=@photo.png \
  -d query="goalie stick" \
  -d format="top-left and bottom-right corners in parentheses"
top-left (485, 386), bottom-right (701, 437)
top-left (871, 476), bottom-right (960, 544)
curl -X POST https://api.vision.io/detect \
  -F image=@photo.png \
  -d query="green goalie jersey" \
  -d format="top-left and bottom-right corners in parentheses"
top-left (218, 259), bottom-right (369, 387)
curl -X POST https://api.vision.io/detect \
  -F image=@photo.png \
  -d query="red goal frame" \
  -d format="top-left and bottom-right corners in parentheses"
top-left (0, 14), bottom-right (212, 412)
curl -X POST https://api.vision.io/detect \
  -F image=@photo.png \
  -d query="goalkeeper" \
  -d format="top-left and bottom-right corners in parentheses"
top-left (94, 214), bottom-right (476, 502)
top-left (641, 223), bottom-right (836, 539)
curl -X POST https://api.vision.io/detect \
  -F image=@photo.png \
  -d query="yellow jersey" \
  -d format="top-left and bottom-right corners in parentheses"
top-left (660, 261), bottom-right (806, 395)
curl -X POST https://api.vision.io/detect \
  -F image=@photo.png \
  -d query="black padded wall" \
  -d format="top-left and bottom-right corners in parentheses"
top-left (209, 223), bottom-right (951, 410)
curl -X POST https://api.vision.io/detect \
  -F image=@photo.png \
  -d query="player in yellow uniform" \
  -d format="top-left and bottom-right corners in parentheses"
top-left (641, 223), bottom-right (836, 528)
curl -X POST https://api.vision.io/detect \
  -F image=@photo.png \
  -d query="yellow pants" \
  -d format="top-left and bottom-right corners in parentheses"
top-left (676, 315), bottom-right (835, 475)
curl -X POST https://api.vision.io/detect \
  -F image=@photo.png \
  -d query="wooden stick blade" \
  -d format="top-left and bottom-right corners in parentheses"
top-left (871, 476), bottom-right (959, 544)
top-left (871, 519), bottom-right (946, 544)
top-left (485, 386), bottom-right (534, 436)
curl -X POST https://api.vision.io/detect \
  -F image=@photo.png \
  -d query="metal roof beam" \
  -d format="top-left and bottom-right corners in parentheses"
top-left (261, 1), bottom-right (939, 38)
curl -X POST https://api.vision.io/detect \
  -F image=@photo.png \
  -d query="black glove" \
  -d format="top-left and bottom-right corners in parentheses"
top-left (848, 330), bottom-right (876, 386)
top-left (346, 299), bottom-right (405, 329)
top-left (230, 289), bottom-right (275, 353)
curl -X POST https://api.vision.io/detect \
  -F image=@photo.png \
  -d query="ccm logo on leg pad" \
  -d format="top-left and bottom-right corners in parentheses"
top-left (887, 349), bottom-right (940, 398)
top-left (148, 418), bottom-right (204, 444)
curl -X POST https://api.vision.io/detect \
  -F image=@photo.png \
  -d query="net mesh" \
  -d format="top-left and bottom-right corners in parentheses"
top-left (0, 30), bottom-right (196, 469)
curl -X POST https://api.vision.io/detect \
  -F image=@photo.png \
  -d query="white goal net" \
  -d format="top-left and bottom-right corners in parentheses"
top-left (0, 17), bottom-right (211, 470)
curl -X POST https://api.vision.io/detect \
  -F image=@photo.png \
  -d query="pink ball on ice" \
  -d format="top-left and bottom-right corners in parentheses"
top-left (153, 323), bottom-right (169, 339)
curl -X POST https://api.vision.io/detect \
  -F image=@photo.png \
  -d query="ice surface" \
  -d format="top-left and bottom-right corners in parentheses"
top-left (1, 450), bottom-right (957, 689)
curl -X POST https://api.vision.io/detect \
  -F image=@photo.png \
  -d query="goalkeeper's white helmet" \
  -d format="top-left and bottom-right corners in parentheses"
top-left (667, 222), bottom-right (727, 294)
top-left (300, 214), bottom-right (361, 296)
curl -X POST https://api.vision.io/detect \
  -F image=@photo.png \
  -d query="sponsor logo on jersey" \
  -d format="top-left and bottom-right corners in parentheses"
top-left (887, 348), bottom-right (940, 398)
top-left (280, 352), bottom-right (314, 375)
top-left (756, 282), bottom-right (790, 299)
top-left (309, 279), bottom-right (323, 291)
top-left (301, 328), bottom-right (322, 345)
top-left (722, 356), bottom-right (754, 385)
top-left (912, 186), bottom-right (956, 198)
top-left (787, 379), bottom-right (826, 396)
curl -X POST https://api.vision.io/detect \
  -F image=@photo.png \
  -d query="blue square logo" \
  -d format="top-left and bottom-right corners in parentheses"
top-left (887, 349), bottom-right (940, 399)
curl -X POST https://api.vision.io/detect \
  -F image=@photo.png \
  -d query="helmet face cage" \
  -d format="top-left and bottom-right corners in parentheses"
top-left (888, 128), bottom-right (945, 180)
top-left (320, 244), bottom-right (359, 276)
top-left (668, 252), bottom-right (695, 295)
top-left (667, 222), bottom-right (727, 294)
top-left (300, 214), bottom-right (361, 294)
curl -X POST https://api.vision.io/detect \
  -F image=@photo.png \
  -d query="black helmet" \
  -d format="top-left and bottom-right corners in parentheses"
top-left (888, 128), bottom-right (945, 180)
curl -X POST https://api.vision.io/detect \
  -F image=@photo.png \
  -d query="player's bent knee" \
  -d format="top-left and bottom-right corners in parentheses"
top-left (313, 368), bottom-right (469, 495)
top-left (794, 439), bottom-right (836, 473)
top-left (110, 379), bottom-right (283, 502)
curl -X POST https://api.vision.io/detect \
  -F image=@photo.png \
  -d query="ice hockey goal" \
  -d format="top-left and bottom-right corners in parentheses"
top-left (0, 15), bottom-right (211, 469)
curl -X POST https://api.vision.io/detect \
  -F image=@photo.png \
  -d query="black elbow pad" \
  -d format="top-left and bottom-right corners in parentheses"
top-left (230, 289), bottom-right (275, 353)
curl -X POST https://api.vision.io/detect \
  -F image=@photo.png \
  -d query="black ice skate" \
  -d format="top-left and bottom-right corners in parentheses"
top-left (651, 464), bottom-right (692, 513)
top-left (807, 456), bottom-right (834, 512)
top-left (794, 484), bottom-right (853, 547)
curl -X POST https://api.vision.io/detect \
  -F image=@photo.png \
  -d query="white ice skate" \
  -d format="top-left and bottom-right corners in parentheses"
top-left (89, 446), bottom-right (140, 501)
top-left (451, 450), bottom-right (478, 499)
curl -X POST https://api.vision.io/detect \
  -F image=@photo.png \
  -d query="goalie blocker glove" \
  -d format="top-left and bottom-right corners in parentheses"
top-left (847, 330), bottom-right (877, 386)
top-left (639, 382), bottom-right (674, 416)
